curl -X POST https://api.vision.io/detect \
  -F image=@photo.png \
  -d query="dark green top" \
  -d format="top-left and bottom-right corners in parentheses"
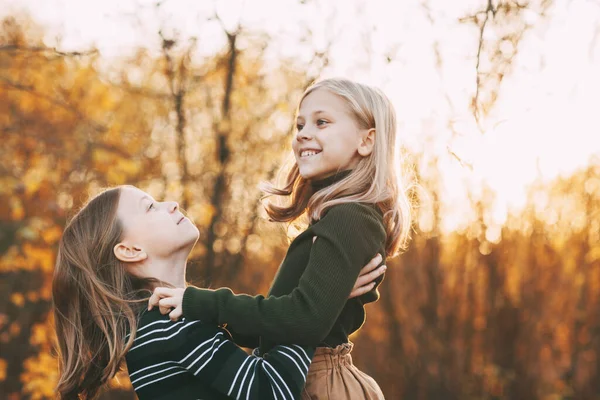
top-left (183, 172), bottom-right (387, 354)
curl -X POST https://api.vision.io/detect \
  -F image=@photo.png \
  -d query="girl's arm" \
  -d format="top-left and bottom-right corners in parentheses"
top-left (127, 313), bottom-right (313, 400)
top-left (223, 325), bottom-right (261, 349)
top-left (182, 203), bottom-right (386, 345)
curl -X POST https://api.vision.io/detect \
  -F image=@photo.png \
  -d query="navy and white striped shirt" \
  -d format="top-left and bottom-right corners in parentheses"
top-left (125, 309), bottom-right (314, 400)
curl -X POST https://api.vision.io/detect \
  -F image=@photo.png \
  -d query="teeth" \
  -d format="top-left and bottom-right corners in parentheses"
top-left (301, 150), bottom-right (320, 158)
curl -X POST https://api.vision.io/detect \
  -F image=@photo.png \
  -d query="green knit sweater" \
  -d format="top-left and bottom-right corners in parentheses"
top-left (183, 173), bottom-right (387, 354)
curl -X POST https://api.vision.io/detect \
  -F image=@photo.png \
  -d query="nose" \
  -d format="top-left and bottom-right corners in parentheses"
top-left (167, 201), bottom-right (179, 213)
top-left (295, 127), bottom-right (313, 142)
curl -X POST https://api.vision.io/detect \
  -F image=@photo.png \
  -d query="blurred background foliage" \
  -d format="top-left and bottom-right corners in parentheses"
top-left (1, 0), bottom-right (600, 398)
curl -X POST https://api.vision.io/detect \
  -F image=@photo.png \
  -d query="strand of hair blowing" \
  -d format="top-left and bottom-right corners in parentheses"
top-left (52, 188), bottom-right (152, 399)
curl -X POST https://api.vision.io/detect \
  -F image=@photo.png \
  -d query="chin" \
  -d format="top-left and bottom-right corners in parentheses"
top-left (188, 227), bottom-right (200, 243)
top-left (178, 234), bottom-right (199, 255)
top-left (298, 170), bottom-right (313, 179)
top-left (298, 166), bottom-right (321, 180)
top-left (179, 226), bottom-right (200, 247)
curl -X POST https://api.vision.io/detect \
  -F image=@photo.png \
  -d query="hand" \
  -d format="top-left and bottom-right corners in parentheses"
top-left (148, 287), bottom-right (185, 321)
top-left (348, 254), bottom-right (386, 299)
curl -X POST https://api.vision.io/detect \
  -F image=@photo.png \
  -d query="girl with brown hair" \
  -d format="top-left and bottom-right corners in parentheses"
top-left (52, 185), bottom-right (381, 399)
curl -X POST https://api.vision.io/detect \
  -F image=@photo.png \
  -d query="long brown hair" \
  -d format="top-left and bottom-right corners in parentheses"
top-left (52, 187), bottom-right (157, 399)
top-left (262, 78), bottom-right (413, 257)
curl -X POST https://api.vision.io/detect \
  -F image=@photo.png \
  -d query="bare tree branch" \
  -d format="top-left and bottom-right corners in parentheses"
top-left (204, 27), bottom-right (239, 285)
top-left (109, 82), bottom-right (172, 99)
top-left (0, 44), bottom-right (98, 57)
top-left (158, 30), bottom-right (195, 210)
top-left (0, 76), bottom-right (108, 132)
top-left (460, 0), bottom-right (554, 128)
top-left (472, 0), bottom-right (496, 124)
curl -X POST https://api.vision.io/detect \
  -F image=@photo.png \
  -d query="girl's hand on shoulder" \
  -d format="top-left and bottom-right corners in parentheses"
top-left (348, 254), bottom-right (386, 299)
top-left (148, 287), bottom-right (185, 321)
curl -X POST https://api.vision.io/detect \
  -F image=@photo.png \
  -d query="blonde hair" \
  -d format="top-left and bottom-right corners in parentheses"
top-left (262, 78), bottom-right (412, 257)
top-left (52, 187), bottom-right (159, 399)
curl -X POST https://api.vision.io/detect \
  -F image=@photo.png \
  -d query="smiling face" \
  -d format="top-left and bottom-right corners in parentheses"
top-left (114, 186), bottom-right (199, 262)
top-left (293, 88), bottom-right (368, 180)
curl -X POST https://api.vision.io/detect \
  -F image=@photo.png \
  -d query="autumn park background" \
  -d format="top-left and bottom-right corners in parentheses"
top-left (1, 0), bottom-right (600, 399)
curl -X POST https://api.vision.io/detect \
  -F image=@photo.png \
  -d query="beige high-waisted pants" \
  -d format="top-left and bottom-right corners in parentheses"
top-left (301, 342), bottom-right (385, 399)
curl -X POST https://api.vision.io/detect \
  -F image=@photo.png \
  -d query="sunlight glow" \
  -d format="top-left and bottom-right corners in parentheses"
top-left (4, 0), bottom-right (599, 232)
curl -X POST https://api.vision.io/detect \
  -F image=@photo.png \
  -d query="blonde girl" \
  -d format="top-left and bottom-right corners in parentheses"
top-left (150, 78), bottom-right (411, 399)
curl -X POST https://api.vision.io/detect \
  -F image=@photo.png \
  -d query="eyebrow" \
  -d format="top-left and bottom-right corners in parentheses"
top-left (297, 110), bottom-right (328, 120)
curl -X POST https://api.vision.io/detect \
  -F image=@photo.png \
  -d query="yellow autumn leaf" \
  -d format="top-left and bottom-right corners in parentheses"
top-left (22, 243), bottom-right (55, 273)
top-left (26, 291), bottom-right (39, 303)
top-left (0, 359), bottom-right (6, 381)
top-left (107, 168), bottom-right (126, 185)
top-left (9, 322), bottom-right (21, 337)
top-left (188, 202), bottom-right (215, 227)
top-left (30, 322), bottom-right (50, 347)
top-left (23, 168), bottom-right (44, 196)
top-left (92, 147), bottom-right (113, 165)
top-left (118, 158), bottom-right (141, 176)
top-left (10, 293), bottom-right (25, 307)
top-left (41, 226), bottom-right (62, 245)
top-left (10, 202), bottom-right (24, 221)
top-left (21, 352), bottom-right (58, 400)
top-left (0, 177), bottom-right (14, 195)
top-left (39, 283), bottom-right (52, 301)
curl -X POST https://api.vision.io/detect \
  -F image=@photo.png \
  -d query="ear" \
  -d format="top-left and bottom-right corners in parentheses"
top-left (358, 128), bottom-right (376, 157)
top-left (113, 242), bottom-right (148, 263)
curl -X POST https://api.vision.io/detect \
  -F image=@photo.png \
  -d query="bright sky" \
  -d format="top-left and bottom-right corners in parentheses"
top-left (3, 0), bottom-right (600, 231)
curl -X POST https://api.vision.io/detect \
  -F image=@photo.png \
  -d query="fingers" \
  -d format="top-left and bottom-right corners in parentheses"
top-left (349, 253), bottom-right (387, 300)
top-left (349, 282), bottom-right (376, 299)
top-left (158, 297), bottom-right (179, 309)
top-left (148, 287), bottom-right (185, 323)
top-left (352, 253), bottom-right (384, 292)
top-left (169, 307), bottom-right (183, 321)
top-left (158, 300), bottom-right (180, 320)
top-left (148, 287), bottom-right (175, 311)
top-left (358, 254), bottom-right (383, 277)
top-left (159, 305), bottom-right (172, 315)
top-left (351, 265), bottom-right (386, 296)
top-left (355, 264), bottom-right (387, 289)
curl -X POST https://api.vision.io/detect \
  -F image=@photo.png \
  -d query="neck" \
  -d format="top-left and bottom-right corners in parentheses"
top-left (128, 252), bottom-right (188, 289)
top-left (151, 259), bottom-right (187, 288)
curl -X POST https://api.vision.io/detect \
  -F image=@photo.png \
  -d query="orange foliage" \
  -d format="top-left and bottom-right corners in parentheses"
top-left (2, 12), bottom-right (600, 400)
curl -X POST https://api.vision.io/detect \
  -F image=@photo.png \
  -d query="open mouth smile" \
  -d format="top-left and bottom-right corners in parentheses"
top-left (300, 149), bottom-right (322, 158)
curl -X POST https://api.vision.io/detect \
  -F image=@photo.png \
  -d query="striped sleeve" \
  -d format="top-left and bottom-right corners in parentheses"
top-left (126, 314), bottom-right (314, 400)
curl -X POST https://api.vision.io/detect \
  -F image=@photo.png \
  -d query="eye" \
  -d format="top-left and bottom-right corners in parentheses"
top-left (296, 123), bottom-right (304, 131)
top-left (316, 119), bottom-right (328, 126)
top-left (147, 203), bottom-right (155, 211)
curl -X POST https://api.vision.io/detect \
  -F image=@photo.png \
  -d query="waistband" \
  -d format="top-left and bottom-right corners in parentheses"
top-left (309, 342), bottom-right (354, 371)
